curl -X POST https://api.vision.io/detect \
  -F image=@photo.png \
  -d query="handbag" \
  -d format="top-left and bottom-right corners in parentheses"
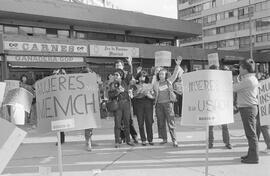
top-left (106, 99), bottom-right (119, 112)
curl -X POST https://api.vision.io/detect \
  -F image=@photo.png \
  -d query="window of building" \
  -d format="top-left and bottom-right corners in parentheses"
top-left (218, 40), bottom-right (226, 48)
top-left (256, 34), bottom-right (263, 42)
top-left (268, 33), bottom-right (270, 41)
top-left (228, 10), bottom-right (234, 18)
top-left (256, 17), bottom-right (270, 31)
top-left (76, 31), bottom-right (87, 39)
top-left (19, 26), bottom-right (33, 36)
top-left (57, 30), bottom-right (70, 38)
top-left (4, 25), bottom-right (18, 34)
top-left (0, 25), bottom-right (3, 33)
top-left (46, 28), bottom-right (57, 38)
top-left (262, 33), bottom-right (268, 42)
top-left (33, 27), bottom-right (46, 36)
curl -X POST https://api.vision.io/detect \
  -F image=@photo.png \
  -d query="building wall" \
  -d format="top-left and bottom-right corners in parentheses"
top-left (178, 0), bottom-right (270, 53)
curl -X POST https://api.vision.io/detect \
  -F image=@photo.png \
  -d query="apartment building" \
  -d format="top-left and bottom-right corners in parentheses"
top-left (178, 0), bottom-right (270, 55)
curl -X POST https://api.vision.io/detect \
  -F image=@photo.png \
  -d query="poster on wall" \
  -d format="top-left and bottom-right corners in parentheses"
top-left (181, 70), bottom-right (233, 126)
top-left (35, 73), bottom-right (101, 133)
top-left (258, 78), bottom-right (270, 125)
top-left (154, 51), bottom-right (172, 67)
top-left (208, 53), bottom-right (219, 67)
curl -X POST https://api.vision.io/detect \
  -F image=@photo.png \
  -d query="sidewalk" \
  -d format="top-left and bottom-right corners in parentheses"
top-left (2, 117), bottom-right (270, 176)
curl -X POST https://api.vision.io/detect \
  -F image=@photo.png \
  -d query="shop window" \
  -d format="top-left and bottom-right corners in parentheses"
top-left (76, 31), bottom-right (87, 39)
top-left (58, 30), bottom-right (70, 38)
top-left (33, 27), bottom-right (46, 36)
top-left (4, 25), bottom-right (18, 34)
top-left (19, 26), bottom-right (33, 36)
top-left (0, 25), bottom-right (3, 33)
top-left (46, 28), bottom-right (57, 38)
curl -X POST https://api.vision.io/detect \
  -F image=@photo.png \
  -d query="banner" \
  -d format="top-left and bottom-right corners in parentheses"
top-left (181, 70), bottom-right (233, 126)
top-left (258, 78), bottom-right (270, 125)
top-left (35, 73), bottom-right (101, 133)
top-left (0, 118), bottom-right (27, 174)
top-left (3, 87), bottom-right (34, 113)
top-left (207, 53), bottom-right (219, 67)
top-left (155, 51), bottom-right (171, 67)
top-left (0, 82), bottom-right (6, 106)
top-left (90, 45), bottom-right (139, 58)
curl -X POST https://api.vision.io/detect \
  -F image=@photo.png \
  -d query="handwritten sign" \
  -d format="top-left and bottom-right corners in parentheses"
top-left (208, 53), bottom-right (219, 67)
top-left (155, 51), bottom-right (171, 67)
top-left (181, 70), bottom-right (233, 126)
top-left (4, 80), bottom-right (20, 97)
top-left (35, 73), bottom-right (101, 133)
top-left (0, 118), bottom-right (26, 174)
top-left (258, 78), bottom-right (270, 125)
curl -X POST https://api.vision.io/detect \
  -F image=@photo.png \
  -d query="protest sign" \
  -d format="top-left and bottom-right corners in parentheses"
top-left (0, 118), bottom-right (27, 174)
top-left (258, 78), bottom-right (270, 125)
top-left (181, 70), bottom-right (233, 126)
top-left (207, 53), bottom-right (219, 67)
top-left (155, 51), bottom-right (171, 67)
top-left (4, 80), bottom-right (20, 97)
top-left (35, 73), bottom-right (101, 133)
top-left (0, 82), bottom-right (6, 106)
top-left (3, 87), bottom-right (34, 113)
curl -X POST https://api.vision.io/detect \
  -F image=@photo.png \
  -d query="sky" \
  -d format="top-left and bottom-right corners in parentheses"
top-left (109, 0), bottom-right (177, 19)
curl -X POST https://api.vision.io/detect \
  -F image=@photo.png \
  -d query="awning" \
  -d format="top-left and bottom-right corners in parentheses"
top-left (8, 62), bottom-right (86, 68)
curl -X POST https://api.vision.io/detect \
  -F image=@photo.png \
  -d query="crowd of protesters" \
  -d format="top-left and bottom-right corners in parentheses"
top-left (3, 56), bottom-right (270, 164)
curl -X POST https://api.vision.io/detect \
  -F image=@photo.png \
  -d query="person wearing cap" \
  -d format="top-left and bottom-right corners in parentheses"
top-left (108, 68), bottom-right (135, 148)
top-left (233, 58), bottom-right (259, 164)
top-left (114, 58), bottom-right (139, 144)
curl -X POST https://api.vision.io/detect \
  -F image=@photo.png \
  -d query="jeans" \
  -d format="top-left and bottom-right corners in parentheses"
top-left (239, 106), bottom-right (259, 161)
top-left (209, 125), bottom-right (230, 145)
top-left (156, 102), bottom-right (177, 142)
top-left (256, 114), bottom-right (270, 149)
top-left (114, 99), bottom-right (131, 144)
top-left (136, 98), bottom-right (154, 142)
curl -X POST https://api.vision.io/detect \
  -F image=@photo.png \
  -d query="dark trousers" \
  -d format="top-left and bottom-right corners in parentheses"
top-left (174, 94), bottom-right (183, 117)
top-left (239, 106), bottom-right (259, 161)
top-left (209, 125), bottom-right (230, 145)
top-left (256, 114), bottom-right (270, 149)
top-left (156, 102), bottom-right (177, 142)
top-left (136, 98), bottom-right (154, 142)
top-left (114, 100), bottom-right (131, 144)
top-left (60, 132), bottom-right (65, 143)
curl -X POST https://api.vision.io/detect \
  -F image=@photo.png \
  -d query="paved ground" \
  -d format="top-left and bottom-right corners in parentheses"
top-left (1, 114), bottom-right (270, 176)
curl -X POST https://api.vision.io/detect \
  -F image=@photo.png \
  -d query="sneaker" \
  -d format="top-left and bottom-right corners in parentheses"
top-left (142, 141), bottom-right (147, 146)
top-left (149, 142), bottom-right (154, 145)
top-left (127, 142), bottom-right (135, 146)
top-left (208, 143), bottom-right (213, 149)
top-left (86, 144), bottom-right (92, 151)
top-left (160, 140), bottom-right (167, 145)
top-left (261, 148), bottom-right (270, 154)
top-left (173, 141), bottom-right (179, 147)
top-left (225, 144), bottom-right (232, 149)
top-left (241, 159), bottom-right (259, 164)
top-left (115, 143), bottom-right (120, 148)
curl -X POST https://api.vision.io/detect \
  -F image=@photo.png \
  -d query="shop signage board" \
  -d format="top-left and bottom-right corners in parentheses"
top-left (181, 70), bottom-right (233, 126)
top-left (90, 44), bottom-right (139, 57)
top-left (4, 41), bottom-right (88, 54)
top-left (6, 56), bottom-right (84, 63)
top-left (154, 51), bottom-right (171, 67)
top-left (35, 73), bottom-right (101, 133)
top-left (258, 78), bottom-right (270, 125)
top-left (0, 118), bottom-right (27, 174)
top-left (207, 53), bottom-right (219, 67)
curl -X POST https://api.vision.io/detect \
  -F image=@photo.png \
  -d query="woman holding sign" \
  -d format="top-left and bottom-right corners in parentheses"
top-left (153, 56), bottom-right (183, 147)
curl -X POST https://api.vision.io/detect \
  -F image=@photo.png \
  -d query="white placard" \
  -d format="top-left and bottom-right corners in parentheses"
top-left (155, 51), bottom-right (171, 67)
top-left (51, 119), bottom-right (75, 131)
top-left (181, 70), bottom-right (234, 126)
top-left (36, 73), bottom-right (101, 133)
top-left (258, 78), bottom-right (270, 125)
top-left (208, 53), bottom-right (219, 67)
top-left (4, 41), bottom-right (88, 53)
top-left (90, 45), bottom-right (139, 57)
top-left (0, 82), bottom-right (6, 106)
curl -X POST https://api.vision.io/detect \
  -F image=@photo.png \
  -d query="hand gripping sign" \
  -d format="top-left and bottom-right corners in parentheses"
top-left (35, 73), bottom-right (101, 133)
top-left (181, 70), bottom-right (234, 126)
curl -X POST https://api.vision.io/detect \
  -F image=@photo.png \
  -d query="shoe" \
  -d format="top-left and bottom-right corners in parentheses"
top-left (208, 143), bottom-right (213, 149)
top-left (142, 141), bottom-right (147, 146)
top-left (115, 143), bottom-right (120, 148)
top-left (86, 144), bottom-right (92, 151)
top-left (134, 139), bottom-right (139, 144)
top-left (241, 155), bottom-right (248, 160)
top-left (261, 148), bottom-right (270, 154)
top-left (173, 141), bottom-right (179, 147)
top-left (225, 144), bottom-right (232, 149)
top-left (241, 159), bottom-right (259, 164)
top-left (127, 142), bottom-right (135, 146)
top-left (149, 142), bottom-right (154, 146)
top-left (160, 140), bottom-right (167, 145)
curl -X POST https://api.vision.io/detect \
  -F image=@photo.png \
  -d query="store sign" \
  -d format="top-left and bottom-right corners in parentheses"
top-left (4, 41), bottom-right (88, 54)
top-left (6, 56), bottom-right (84, 62)
top-left (90, 45), bottom-right (139, 57)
